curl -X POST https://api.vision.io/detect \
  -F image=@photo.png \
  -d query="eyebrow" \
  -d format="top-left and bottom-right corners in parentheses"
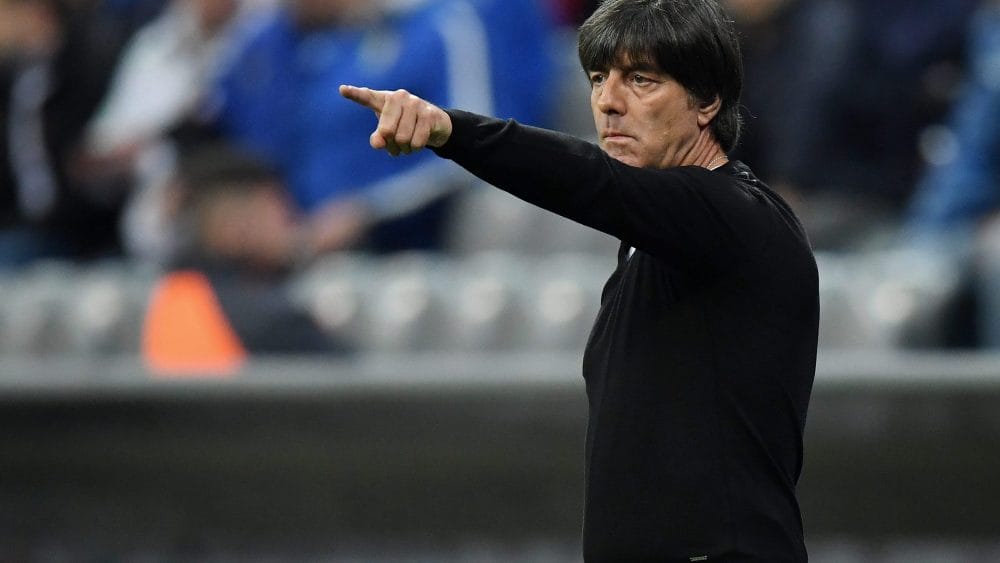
top-left (587, 63), bottom-right (665, 77)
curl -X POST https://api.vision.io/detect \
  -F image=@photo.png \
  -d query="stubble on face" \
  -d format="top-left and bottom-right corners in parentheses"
top-left (590, 59), bottom-right (704, 170)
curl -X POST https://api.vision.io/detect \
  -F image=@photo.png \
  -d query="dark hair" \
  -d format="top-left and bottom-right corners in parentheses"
top-left (176, 143), bottom-right (282, 209)
top-left (169, 143), bottom-right (287, 263)
top-left (578, 0), bottom-right (744, 152)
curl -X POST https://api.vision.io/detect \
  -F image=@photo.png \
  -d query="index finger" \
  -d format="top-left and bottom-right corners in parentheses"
top-left (339, 85), bottom-right (386, 113)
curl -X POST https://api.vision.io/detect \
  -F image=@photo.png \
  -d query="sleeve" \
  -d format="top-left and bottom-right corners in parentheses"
top-left (434, 110), bottom-right (771, 277)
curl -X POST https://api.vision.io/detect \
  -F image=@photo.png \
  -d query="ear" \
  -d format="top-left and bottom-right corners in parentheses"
top-left (697, 96), bottom-right (722, 128)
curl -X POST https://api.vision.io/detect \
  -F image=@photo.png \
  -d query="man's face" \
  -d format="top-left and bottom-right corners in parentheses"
top-left (238, 185), bottom-right (298, 271)
top-left (588, 57), bottom-right (704, 169)
top-left (200, 182), bottom-right (298, 272)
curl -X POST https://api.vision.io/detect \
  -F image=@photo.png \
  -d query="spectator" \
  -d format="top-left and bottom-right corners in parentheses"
top-left (78, 0), bottom-right (272, 264)
top-left (728, 0), bottom-right (979, 248)
top-left (0, 0), bottom-right (128, 268)
top-left (906, 0), bottom-right (1000, 347)
top-left (726, 0), bottom-right (855, 218)
top-left (211, 0), bottom-right (556, 254)
top-left (467, 0), bottom-right (556, 128)
top-left (142, 143), bottom-right (350, 376)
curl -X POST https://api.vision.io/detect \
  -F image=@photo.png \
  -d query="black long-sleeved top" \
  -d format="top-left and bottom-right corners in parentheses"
top-left (435, 111), bottom-right (819, 562)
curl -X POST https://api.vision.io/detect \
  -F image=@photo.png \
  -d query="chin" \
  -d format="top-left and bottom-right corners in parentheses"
top-left (611, 155), bottom-right (644, 168)
top-left (602, 149), bottom-right (638, 168)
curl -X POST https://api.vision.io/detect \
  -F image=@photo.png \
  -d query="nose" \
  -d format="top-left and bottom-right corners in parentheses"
top-left (595, 73), bottom-right (625, 116)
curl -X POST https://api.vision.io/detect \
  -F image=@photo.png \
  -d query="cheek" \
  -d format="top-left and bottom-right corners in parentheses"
top-left (590, 95), bottom-right (603, 123)
top-left (650, 108), bottom-right (697, 144)
top-left (262, 204), bottom-right (295, 239)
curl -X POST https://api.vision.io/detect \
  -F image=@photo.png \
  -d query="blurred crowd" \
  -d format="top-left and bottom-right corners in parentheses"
top-left (1, 0), bottom-right (1000, 356)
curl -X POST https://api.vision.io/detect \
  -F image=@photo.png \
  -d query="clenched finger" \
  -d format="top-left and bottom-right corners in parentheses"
top-left (395, 107), bottom-right (418, 154)
top-left (410, 112), bottom-right (433, 151)
top-left (374, 91), bottom-right (405, 152)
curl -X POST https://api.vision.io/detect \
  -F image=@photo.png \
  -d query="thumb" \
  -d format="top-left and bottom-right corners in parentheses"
top-left (339, 84), bottom-right (385, 114)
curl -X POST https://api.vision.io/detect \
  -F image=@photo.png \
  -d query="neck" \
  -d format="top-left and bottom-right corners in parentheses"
top-left (680, 129), bottom-right (727, 170)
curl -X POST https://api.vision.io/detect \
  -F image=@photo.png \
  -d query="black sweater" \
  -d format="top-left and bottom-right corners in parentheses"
top-left (436, 111), bottom-right (819, 562)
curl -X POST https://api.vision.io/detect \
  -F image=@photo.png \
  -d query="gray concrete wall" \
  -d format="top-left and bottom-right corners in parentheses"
top-left (1, 351), bottom-right (999, 559)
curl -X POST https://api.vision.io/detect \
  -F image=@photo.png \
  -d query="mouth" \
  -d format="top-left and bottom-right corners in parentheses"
top-left (601, 129), bottom-right (632, 139)
top-left (601, 132), bottom-right (633, 143)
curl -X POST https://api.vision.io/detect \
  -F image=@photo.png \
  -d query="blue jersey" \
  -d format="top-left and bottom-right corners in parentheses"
top-left (213, 0), bottom-right (555, 215)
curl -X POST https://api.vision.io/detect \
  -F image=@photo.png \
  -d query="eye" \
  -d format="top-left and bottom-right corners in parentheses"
top-left (588, 72), bottom-right (606, 86)
top-left (631, 73), bottom-right (652, 85)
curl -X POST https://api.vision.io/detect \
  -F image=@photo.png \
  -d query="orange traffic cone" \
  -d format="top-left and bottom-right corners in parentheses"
top-left (142, 271), bottom-right (247, 377)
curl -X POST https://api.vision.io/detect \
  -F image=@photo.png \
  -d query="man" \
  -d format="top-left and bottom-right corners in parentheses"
top-left (0, 0), bottom-right (127, 267)
top-left (143, 143), bottom-right (350, 375)
top-left (907, 0), bottom-right (1000, 348)
top-left (212, 0), bottom-right (555, 253)
top-left (342, 0), bottom-right (819, 560)
top-left (79, 0), bottom-right (258, 263)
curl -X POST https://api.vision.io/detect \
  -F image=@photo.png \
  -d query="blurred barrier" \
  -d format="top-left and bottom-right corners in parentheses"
top-left (1, 350), bottom-right (1000, 560)
top-left (0, 248), bottom-right (971, 356)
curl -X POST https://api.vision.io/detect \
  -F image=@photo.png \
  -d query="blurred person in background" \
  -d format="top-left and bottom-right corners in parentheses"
top-left (906, 0), bottom-right (1000, 347)
top-left (0, 0), bottom-right (132, 268)
top-left (143, 142), bottom-right (350, 376)
top-left (724, 0), bottom-right (856, 238)
top-left (209, 0), bottom-right (556, 255)
top-left (342, 0), bottom-right (819, 559)
top-left (728, 0), bottom-right (979, 248)
top-left (76, 0), bottom-right (272, 264)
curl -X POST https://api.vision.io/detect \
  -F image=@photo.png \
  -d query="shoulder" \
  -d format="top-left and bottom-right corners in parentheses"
top-left (725, 161), bottom-right (811, 243)
top-left (644, 162), bottom-right (770, 212)
top-left (664, 161), bottom-right (813, 260)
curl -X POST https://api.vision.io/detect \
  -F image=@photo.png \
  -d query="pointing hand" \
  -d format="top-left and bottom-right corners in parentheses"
top-left (339, 85), bottom-right (453, 156)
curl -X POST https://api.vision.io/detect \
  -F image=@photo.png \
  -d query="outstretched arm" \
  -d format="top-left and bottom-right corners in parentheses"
top-left (342, 87), bottom-right (775, 278)
top-left (339, 85), bottom-right (453, 156)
